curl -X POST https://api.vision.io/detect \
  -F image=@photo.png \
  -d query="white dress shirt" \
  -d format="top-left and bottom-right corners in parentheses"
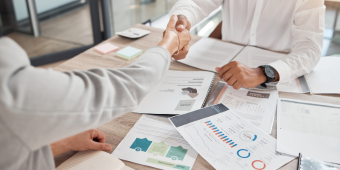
top-left (170, 0), bottom-right (325, 84)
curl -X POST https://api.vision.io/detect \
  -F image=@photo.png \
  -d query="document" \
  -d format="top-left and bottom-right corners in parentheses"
top-left (169, 104), bottom-right (294, 170)
top-left (232, 46), bottom-right (286, 68)
top-left (233, 46), bottom-right (309, 93)
top-left (277, 98), bottom-right (340, 164)
top-left (305, 57), bottom-right (340, 94)
top-left (113, 115), bottom-right (198, 170)
top-left (134, 70), bottom-right (215, 115)
top-left (178, 38), bottom-right (244, 72)
top-left (212, 83), bottom-right (278, 134)
top-left (57, 151), bottom-right (134, 170)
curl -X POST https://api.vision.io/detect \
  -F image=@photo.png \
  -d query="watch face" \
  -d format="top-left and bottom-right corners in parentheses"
top-left (265, 66), bottom-right (275, 78)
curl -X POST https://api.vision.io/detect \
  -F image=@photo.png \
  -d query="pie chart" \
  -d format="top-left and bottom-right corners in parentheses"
top-left (181, 87), bottom-right (199, 98)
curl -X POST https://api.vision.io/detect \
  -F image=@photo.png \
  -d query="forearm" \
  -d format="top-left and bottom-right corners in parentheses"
top-left (1, 47), bottom-right (171, 151)
top-left (268, 1), bottom-right (324, 83)
top-left (50, 140), bottom-right (70, 157)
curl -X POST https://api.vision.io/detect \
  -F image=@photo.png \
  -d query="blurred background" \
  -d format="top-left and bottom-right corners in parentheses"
top-left (0, 0), bottom-right (338, 67)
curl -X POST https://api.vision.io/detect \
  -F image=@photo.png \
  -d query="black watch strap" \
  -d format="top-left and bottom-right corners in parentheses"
top-left (259, 65), bottom-right (276, 84)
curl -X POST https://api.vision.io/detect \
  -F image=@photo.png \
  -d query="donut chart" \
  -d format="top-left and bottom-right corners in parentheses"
top-left (181, 87), bottom-right (199, 98)
top-left (239, 131), bottom-right (257, 142)
top-left (252, 160), bottom-right (266, 170)
top-left (237, 149), bottom-right (251, 158)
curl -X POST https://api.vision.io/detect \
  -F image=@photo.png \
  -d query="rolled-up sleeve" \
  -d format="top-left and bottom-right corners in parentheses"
top-left (169, 0), bottom-right (223, 27)
top-left (269, 0), bottom-right (325, 84)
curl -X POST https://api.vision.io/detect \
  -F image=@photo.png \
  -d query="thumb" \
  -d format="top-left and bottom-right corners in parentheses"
top-left (215, 67), bottom-right (221, 72)
top-left (166, 15), bottom-right (178, 30)
top-left (88, 141), bottom-right (112, 151)
top-left (176, 24), bottom-right (185, 32)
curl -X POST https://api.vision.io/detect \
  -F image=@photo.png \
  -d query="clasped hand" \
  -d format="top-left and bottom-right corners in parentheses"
top-left (216, 61), bottom-right (267, 90)
top-left (159, 15), bottom-right (191, 57)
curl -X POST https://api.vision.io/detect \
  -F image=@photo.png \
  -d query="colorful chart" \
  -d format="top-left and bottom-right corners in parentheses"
top-left (181, 87), bottom-right (199, 98)
top-left (130, 138), bottom-right (152, 152)
top-left (205, 121), bottom-right (237, 148)
top-left (252, 160), bottom-right (266, 170)
top-left (147, 142), bottom-right (170, 156)
top-left (130, 138), bottom-right (188, 161)
top-left (237, 149), bottom-right (251, 158)
top-left (166, 146), bottom-right (188, 161)
top-left (239, 131), bottom-right (257, 142)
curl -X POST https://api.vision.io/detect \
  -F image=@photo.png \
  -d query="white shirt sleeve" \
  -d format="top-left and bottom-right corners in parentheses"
top-left (0, 37), bottom-right (171, 151)
top-left (169, 0), bottom-right (223, 27)
top-left (269, 0), bottom-right (325, 84)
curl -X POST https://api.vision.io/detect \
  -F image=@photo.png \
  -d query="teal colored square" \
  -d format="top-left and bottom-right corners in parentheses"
top-left (116, 46), bottom-right (142, 58)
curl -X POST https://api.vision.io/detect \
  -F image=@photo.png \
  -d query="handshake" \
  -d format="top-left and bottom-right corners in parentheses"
top-left (158, 15), bottom-right (192, 59)
top-left (159, 15), bottom-right (272, 90)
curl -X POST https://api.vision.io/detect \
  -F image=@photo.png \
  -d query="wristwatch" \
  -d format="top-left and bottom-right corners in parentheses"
top-left (259, 65), bottom-right (276, 87)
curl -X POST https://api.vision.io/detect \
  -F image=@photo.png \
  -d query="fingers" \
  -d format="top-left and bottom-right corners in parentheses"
top-left (166, 15), bottom-right (178, 30)
top-left (88, 141), bottom-right (112, 151)
top-left (176, 14), bottom-right (191, 31)
top-left (227, 76), bottom-right (237, 86)
top-left (92, 129), bottom-right (106, 143)
top-left (172, 45), bottom-right (189, 60)
top-left (233, 82), bottom-right (242, 90)
top-left (215, 67), bottom-right (221, 73)
top-left (218, 63), bottom-right (232, 79)
top-left (178, 29), bottom-right (191, 49)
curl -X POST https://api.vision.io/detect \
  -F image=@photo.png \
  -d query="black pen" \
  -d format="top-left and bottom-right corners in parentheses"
top-left (297, 153), bottom-right (302, 170)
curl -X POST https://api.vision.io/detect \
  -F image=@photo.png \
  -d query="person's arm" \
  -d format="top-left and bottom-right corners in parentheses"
top-left (268, 0), bottom-right (325, 84)
top-left (215, 0), bottom-right (325, 89)
top-left (0, 15), bottom-right (190, 152)
top-left (169, 0), bottom-right (223, 27)
top-left (167, 0), bottom-right (222, 60)
top-left (51, 129), bottom-right (111, 157)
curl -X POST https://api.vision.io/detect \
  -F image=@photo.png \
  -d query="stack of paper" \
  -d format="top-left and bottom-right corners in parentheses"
top-left (134, 70), bottom-right (215, 115)
top-left (113, 115), bottom-right (198, 170)
top-left (304, 57), bottom-right (340, 94)
top-left (277, 98), bottom-right (340, 164)
top-left (210, 82), bottom-right (278, 134)
top-left (169, 104), bottom-right (294, 170)
top-left (177, 38), bottom-right (244, 72)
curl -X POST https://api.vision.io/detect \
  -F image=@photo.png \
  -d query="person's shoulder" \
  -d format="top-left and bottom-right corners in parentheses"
top-left (0, 36), bottom-right (30, 70)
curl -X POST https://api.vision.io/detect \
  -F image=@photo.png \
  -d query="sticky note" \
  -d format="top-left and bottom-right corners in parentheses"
top-left (94, 43), bottom-right (119, 54)
top-left (116, 46), bottom-right (143, 60)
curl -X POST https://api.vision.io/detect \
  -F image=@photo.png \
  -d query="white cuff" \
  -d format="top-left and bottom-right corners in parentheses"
top-left (169, 10), bottom-right (194, 27)
top-left (269, 60), bottom-right (291, 85)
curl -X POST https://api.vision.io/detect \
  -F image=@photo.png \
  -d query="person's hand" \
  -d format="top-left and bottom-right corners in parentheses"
top-left (215, 61), bottom-right (267, 90)
top-left (51, 129), bottom-right (112, 157)
top-left (162, 15), bottom-right (191, 60)
top-left (158, 15), bottom-right (191, 56)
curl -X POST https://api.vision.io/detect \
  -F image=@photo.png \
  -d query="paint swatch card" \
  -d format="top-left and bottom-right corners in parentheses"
top-left (112, 115), bottom-right (198, 170)
top-left (169, 104), bottom-right (295, 170)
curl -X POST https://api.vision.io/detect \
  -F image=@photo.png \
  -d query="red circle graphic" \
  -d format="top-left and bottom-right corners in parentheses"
top-left (252, 160), bottom-right (266, 170)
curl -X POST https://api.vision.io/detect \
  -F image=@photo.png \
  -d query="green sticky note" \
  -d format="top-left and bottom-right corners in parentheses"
top-left (116, 46), bottom-right (143, 60)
